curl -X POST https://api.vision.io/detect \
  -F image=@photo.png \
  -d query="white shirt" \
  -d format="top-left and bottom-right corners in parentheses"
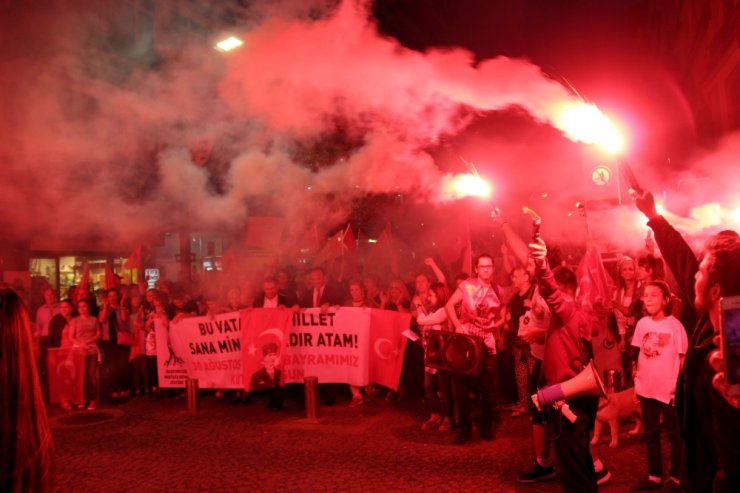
top-left (263, 296), bottom-right (278, 308)
top-left (35, 303), bottom-right (60, 338)
top-left (632, 315), bottom-right (688, 404)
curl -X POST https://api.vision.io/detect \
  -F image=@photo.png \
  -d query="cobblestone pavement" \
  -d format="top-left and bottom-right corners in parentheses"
top-left (49, 391), bottom-right (656, 492)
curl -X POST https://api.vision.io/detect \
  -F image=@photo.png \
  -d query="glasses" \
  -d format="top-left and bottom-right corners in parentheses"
top-left (477, 265), bottom-right (494, 269)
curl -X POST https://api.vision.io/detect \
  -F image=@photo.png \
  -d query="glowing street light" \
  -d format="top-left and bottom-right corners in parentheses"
top-left (215, 36), bottom-right (244, 52)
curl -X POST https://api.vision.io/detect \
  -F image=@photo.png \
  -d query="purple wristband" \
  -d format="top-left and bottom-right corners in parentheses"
top-left (537, 384), bottom-right (565, 407)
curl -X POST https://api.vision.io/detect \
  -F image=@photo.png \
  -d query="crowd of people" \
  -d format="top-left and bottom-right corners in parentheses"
top-left (5, 187), bottom-right (740, 492)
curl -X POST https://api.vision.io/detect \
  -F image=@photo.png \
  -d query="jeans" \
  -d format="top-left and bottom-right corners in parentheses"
top-left (639, 395), bottom-right (681, 478)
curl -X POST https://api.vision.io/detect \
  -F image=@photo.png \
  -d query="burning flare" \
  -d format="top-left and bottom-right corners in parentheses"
top-left (553, 102), bottom-right (624, 154)
top-left (440, 173), bottom-right (493, 201)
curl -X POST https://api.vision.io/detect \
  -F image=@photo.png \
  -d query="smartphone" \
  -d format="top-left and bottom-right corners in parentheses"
top-left (720, 296), bottom-right (740, 393)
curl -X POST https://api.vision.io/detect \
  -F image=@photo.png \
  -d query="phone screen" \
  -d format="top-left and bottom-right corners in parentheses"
top-left (722, 304), bottom-right (740, 385)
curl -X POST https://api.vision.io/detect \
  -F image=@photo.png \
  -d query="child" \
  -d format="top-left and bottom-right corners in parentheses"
top-left (631, 280), bottom-right (687, 492)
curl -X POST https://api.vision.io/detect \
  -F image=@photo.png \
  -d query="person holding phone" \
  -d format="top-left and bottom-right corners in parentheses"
top-left (634, 190), bottom-right (740, 493)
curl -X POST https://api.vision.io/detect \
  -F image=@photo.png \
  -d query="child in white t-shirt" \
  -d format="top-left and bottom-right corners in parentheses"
top-left (631, 280), bottom-right (687, 492)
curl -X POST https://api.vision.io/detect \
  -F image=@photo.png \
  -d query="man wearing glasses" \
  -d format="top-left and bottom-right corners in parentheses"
top-left (445, 253), bottom-right (503, 445)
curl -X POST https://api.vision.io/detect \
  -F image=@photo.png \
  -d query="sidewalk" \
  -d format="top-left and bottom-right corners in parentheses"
top-left (50, 393), bottom-right (648, 492)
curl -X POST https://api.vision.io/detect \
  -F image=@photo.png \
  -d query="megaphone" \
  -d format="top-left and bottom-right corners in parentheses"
top-left (531, 361), bottom-right (606, 423)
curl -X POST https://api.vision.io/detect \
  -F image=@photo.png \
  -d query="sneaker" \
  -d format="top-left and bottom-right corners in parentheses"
top-left (438, 417), bottom-right (451, 432)
top-left (595, 464), bottom-right (612, 486)
top-left (518, 461), bottom-right (556, 483)
top-left (86, 401), bottom-right (97, 411)
top-left (632, 478), bottom-right (662, 492)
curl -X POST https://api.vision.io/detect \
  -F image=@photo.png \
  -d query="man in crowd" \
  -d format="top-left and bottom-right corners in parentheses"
top-left (35, 288), bottom-right (59, 401)
top-left (299, 267), bottom-right (345, 310)
top-left (635, 191), bottom-right (740, 492)
top-left (253, 277), bottom-right (296, 309)
top-left (444, 253), bottom-right (502, 444)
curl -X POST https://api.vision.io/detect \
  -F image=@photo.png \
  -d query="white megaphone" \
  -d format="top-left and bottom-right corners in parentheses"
top-left (531, 361), bottom-right (606, 423)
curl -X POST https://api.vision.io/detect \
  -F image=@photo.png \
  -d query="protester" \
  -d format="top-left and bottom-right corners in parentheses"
top-left (416, 282), bottom-right (453, 432)
top-left (0, 286), bottom-right (54, 493)
top-left (34, 288), bottom-right (59, 401)
top-left (343, 279), bottom-right (377, 407)
top-left (444, 253), bottom-right (502, 444)
top-left (635, 191), bottom-right (740, 492)
top-left (98, 288), bottom-right (132, 401)
top-left (48, 300), bottom-right (73, 349)
top-left (613, 256), bottom-right (639, 386)
top-left (529, 237), bottom-right (599, 492)
top-left (68, 299), bottom-right (101, 410)
top-left (631, 280), bottom-right (687, 492)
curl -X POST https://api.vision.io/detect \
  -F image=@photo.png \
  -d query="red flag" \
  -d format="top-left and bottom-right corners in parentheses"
top-left (369, 309), bottom-right (411, 390)
top-left (576, 242), bottom-right (615, 309)
top-left (105, 260), bottom-right (120, 290)
top-left (78, 260), bottom-right (90, 295)
top-left (337, 225), bottom-right (359, 281)
top-left (47, 348), bottom-right (86, 405)
top-left (241, 309), bottom-right (292, 392)
top-left (123, 245), bottom-right (143, 270)
top-left (370, 225), bottom-right (399, 275)
top-left (313, 229), bottom-right (345, 268)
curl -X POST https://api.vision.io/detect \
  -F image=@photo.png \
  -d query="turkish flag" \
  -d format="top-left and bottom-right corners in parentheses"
top-left (368, 309), bottom-right (410, 391)
top-left (47, 348), bottom-right (86, 405)
top-left (241, 309), bottom-right (292, 392)
top-left (577, 242), bottom-right (615, 309)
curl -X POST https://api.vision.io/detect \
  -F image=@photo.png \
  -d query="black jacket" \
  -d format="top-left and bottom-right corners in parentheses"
top-left (649, 215), bottom-right (740, 492)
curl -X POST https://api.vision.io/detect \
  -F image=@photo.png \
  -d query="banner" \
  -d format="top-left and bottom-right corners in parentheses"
top-left (242, 308), bottom-right (410, 392)
top-left (47, 348), bottom-right (85, 405)
top-left (156, 313), bottom-right (243, 389)
top-left (156, 308), bottom-right (411, 391)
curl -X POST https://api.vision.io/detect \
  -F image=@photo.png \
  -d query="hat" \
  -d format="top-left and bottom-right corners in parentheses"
top-left (262, 342), bottom-right (279, 356)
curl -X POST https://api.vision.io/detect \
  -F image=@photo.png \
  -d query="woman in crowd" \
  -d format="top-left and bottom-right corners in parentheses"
top-left (129, 293), bottom-right (149, 397)
top-left (68, 299), bottom-right (101, 410)
top-left (381, 280), bottom-right (411, 313)
top-left (613, 256), bottom-right (639, 386)
top-left (1, 286), bottom-right (54, 493)
top-left (631, 280), bottom-right (687, 492)
top-left (343, 279), bottom-right (377, 407)
top-left (416, 282), bottom-right (453, 432)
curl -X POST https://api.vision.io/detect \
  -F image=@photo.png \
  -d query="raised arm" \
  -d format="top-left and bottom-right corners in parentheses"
top-left (423, 257), bottom-right (446, 284)
top-left (635, 191), bottom-right (699, 305)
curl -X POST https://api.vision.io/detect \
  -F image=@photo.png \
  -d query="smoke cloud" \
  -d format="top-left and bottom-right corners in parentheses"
top-left (0, 0), bottom-right (735, 265)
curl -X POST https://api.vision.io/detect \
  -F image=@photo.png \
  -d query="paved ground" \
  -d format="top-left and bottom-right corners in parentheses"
top-left (49, 390), bottom-right (657, 492)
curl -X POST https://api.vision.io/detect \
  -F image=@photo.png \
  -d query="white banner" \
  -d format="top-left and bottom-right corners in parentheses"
top-left (155, 312), bottom-right (243, 389)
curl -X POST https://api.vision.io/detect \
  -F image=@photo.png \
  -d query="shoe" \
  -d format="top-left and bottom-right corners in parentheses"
top-left (60, 401), bottom-right (72, 411)
top-left (518, 461), bottom-right (556, 483)
top-left (421, 414), bottom-right (442, 430)
top-left (511, 406), bottom-right (528, 418)
top-left (349, 396), bottom-right (364, 408)
top-left (632, 478), bottom-right (662, 492)
top-left (438, 418), bottom-right (451, 432)
top-left (87, 401), bottom-right (97, 411)
top-left (77, 403), bottom-right (86, 410)
top-left (595, 464), bottom-right (612, 486)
